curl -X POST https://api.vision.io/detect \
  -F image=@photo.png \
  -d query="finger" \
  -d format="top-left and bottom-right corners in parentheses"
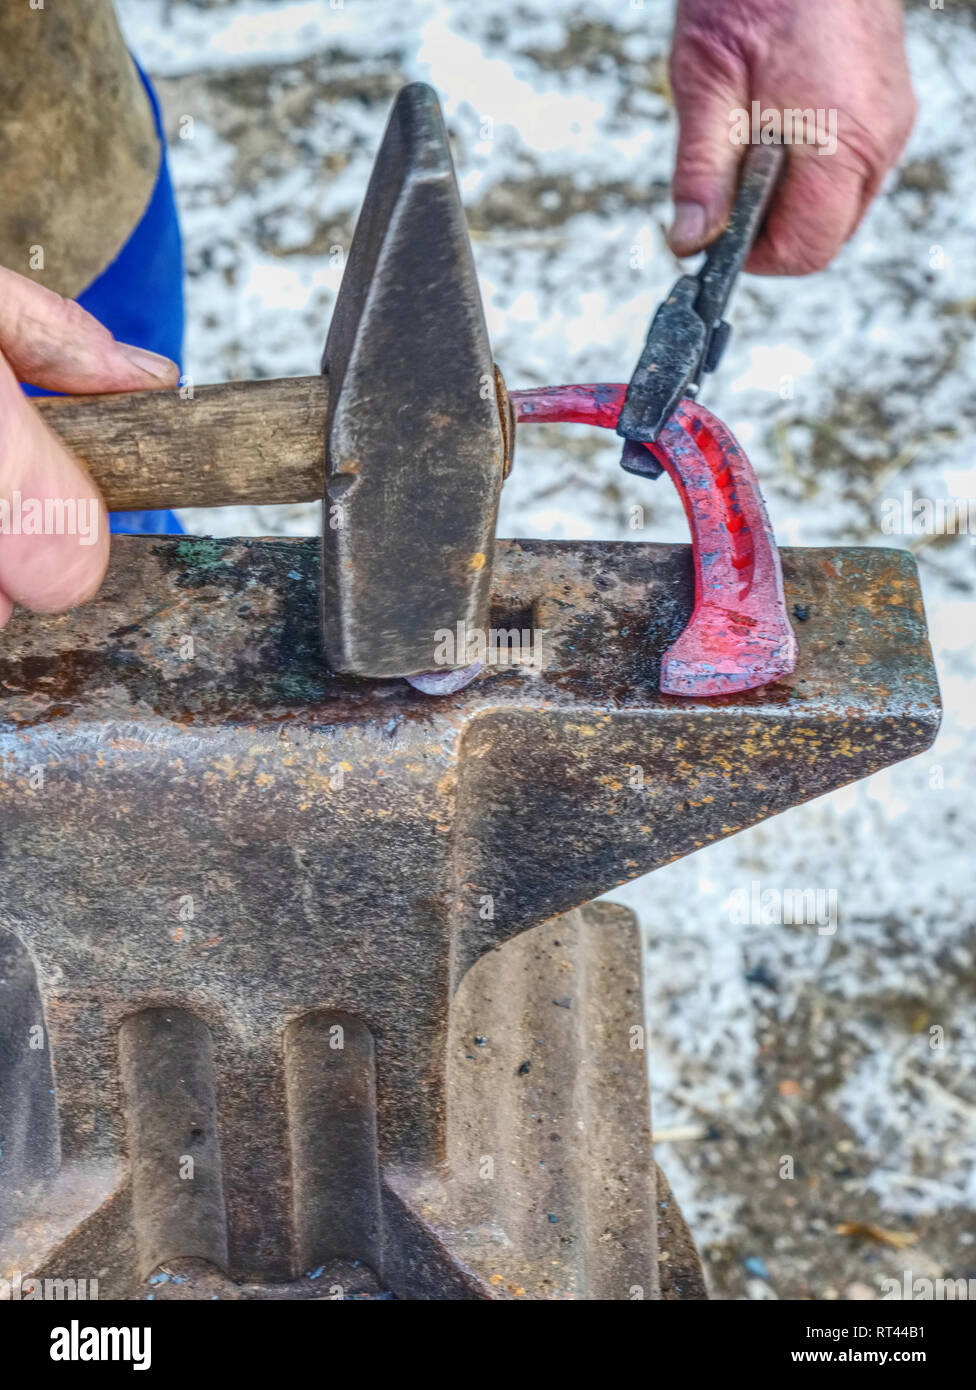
top-left (0, 350), bottom-right (109, 612)
top-left (745, 148), bottom-right (871, 276)
top-left (0, 266), bottom-right (179, 394)
top-left (0, 587), bottom-right (13, 629)
top-left (668, 31), bottom-right (750, 255)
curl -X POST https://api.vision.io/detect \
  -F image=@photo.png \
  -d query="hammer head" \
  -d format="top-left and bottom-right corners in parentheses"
top-left (321, 83), bottom-right (507, 679)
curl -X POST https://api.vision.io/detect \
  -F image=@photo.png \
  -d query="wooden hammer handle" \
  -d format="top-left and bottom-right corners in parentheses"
top-left (34, 376), bottom-right (329, 512)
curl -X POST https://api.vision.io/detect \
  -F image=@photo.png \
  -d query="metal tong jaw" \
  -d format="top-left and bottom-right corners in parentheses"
top-left (616, 143), bottom-right (785, 452)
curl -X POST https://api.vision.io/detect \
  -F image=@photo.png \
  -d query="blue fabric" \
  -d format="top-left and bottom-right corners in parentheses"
top-left (25, 62), bottom-right (185, 536)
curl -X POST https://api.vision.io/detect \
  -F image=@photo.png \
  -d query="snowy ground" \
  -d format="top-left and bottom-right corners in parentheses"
top-left (115, 0), bottom-right (976, 1298)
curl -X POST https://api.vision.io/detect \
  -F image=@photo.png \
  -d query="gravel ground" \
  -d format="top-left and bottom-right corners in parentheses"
top-left (115, 0), bottom-right (976, 1299)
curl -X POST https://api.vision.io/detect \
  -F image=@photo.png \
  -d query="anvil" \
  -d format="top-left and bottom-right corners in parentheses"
top-left (0, 85), bottom-right (941, 1301)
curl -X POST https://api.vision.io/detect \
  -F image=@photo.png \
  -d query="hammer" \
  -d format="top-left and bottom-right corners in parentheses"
top-left (36, 84), bottom-right (513, 683)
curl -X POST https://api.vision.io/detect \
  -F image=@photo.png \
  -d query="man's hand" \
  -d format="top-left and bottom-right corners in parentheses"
top-left (668, 0), bottom-right (916, 274)
top-left (0, 267), bottom-right (179, 627)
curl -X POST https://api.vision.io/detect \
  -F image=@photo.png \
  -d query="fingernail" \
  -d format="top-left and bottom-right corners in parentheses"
top-left (668, 200), bottom-right (707, 253)
top-left (116, 342), bottom-right (179, 383)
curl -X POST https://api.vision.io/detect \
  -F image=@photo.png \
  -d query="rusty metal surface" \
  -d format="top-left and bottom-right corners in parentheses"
top-left (0, 536), bottom-right (939, 1297)
top-left (429, 901), bottom-right (659, 1300)
top-left (655, 1164), bottom-right (708, 1301)
top-left (321, 82), bottom-right (506, 678)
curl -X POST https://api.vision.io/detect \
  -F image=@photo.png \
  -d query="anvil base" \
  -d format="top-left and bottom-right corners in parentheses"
top-left (0, 537), bottom-right (939, 1299)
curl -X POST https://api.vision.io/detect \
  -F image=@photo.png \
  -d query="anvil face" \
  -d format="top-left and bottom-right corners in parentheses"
top-left (0, 537), bottom-right (939, 1295)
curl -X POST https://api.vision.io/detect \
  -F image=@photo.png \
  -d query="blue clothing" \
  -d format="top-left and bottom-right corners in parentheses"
top-left (25, 62), bottom-right (185, 536)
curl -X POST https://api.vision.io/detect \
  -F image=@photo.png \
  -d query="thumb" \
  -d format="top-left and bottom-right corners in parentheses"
top-left (0, 266), bottom-right (179, 394)
top-left (0, 350), bottom-right (110, 616)
top-left (668, 35), bottom-right (749, 255)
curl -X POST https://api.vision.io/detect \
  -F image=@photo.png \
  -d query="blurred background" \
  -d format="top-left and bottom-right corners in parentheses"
top-left (116, 0), bottom-right (976, 1297)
